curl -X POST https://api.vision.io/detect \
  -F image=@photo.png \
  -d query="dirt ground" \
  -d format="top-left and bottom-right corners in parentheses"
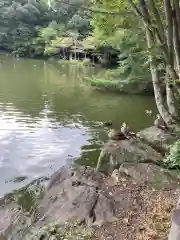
top-left (95, 174), bottom-right (179, 240)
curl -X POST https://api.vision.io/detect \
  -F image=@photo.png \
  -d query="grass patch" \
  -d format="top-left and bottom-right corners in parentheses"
top-left (86, 75), bottom-right (153, 94)
top-left (87, 77), bottom-right (123, 92)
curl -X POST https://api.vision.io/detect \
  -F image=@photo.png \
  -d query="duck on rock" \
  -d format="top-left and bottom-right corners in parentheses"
top-left (108, 129), bottom-right (127, 140)
top-left (103, 121), bottom-right (113, 127)
top-left (120, 122), bottom-right (136, 138)
top-left (154, 114), bottom-right (168, 131)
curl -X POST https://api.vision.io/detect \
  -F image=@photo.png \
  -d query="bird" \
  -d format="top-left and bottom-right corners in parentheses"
top-left (154, 114), bottom-right (168, 130)
top-left (103, 121), bottom-right (113, 127)
top-left (111, 169), bottom-right (120, 184)
top-left (108, 129), bottom-right (127, 140)
top-left (121, 122), bottom-right (136, 138)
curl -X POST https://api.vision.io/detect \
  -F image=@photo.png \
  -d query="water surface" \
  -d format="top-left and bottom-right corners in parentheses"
top-left (0, 55), bottom-right (156, 197)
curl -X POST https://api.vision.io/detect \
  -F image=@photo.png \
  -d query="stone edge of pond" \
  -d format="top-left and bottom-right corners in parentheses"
top-left (1, 126), bottom-right (179, 240)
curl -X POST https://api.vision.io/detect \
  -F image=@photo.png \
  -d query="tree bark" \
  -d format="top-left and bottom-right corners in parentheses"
top-left (166, 75), bottom-right (178, 118)
top-left (168, 198), bottom-right (180, 240)
top-left (139, 0), bottom-right (174, 124)
top-left (169, 217), bottom-right (180, 240)
top-left (149, 0), bottom-right (166, 44)
top-left (164, 0), bottom-right (173, 64)
top-left (149, 55), bottom-right (173, 123)
top-left (160, 0), bottom-right (179, 82)
top-left (163, 0), bottom-right (178, 117)
top-left (128, 0), bottom-right (179, 84)
top-left (173, 0), bottom-right (180, 34)
top-left (127, 0), bottom-right (179, 123)
top-left (172, 0), bottom-right (180, 78)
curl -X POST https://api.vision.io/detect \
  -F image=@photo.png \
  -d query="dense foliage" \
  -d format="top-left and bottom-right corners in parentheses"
top-left (0, 0), bottom-right (91, 56)
top-left (164, 140), bottom-right (180, 168)
top-left (91, 0), bottom-right (180, 124)
top-left (87, 0), bottom-right (151, 94)
top-left (88, 33), bottom-right (151, 94)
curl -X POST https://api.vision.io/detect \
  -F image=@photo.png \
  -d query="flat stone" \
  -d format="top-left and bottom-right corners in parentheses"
top-left (2, 165), bottom-right (180, 239)
top-left (35, 166), bottom-right (116, 227)
top-left (0, 207), bottom-right (21, 240)
top-left (97, 137), bottom-right (162, 171)
top-left (0, 209), bottom-right (11, 239)
top-left (119, 162), bottom-right (180, 188)
top-left (138, 126), bottom-right (178, 152)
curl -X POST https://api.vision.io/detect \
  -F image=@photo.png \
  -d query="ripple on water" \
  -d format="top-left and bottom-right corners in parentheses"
top-left (0, 109), bottom-right (89, 197)
top-left (0, 56), bottom-right (156, 199)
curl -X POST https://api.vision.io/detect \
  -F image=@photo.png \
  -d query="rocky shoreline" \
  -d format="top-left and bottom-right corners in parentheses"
top-left (0, 126), bottom-right (180, 239)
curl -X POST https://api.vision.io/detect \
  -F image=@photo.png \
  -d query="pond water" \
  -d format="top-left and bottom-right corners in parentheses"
top-left (0, 55), bottom-right (156, 198)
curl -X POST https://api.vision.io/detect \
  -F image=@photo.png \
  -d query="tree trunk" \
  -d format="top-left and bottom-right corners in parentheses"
top-left (149, 0), bottom-right (180, 92)
top-left (127, 0), bottom-right (180, 124)
top-left (169, 213), bottom-right (180, 240)
top-left (172, 0), bottom-right (180, 78)
top-left (164, 0), bottom-right (173, 64)
top-left (149, 0), bottom-right (166, 44)
top-left (149, 60), bottom-right (173, 124)
top-left (128, 0), bottom-right (180, 89)
top-left (173, 0), bottom-right (180, 35)
top-left (164, 0), bottom-right (178, 118)
top-left (139, 0), bottom-right (174, 124)
top-left (168, 198), bottom-right (180, 240)
top-left (166, 74), bottom-right (178, 118)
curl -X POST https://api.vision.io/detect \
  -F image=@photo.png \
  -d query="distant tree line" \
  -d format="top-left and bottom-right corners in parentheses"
top-left (0, 0), bottom-right (91, 56)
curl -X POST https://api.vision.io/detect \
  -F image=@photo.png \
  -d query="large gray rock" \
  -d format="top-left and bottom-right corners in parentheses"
top-left (7, 166), bottom-right (118, 239)
top-left (2, 165), bottom-right (180, 239)
top-left (138, 126), bottom-right (178, 153)
top-left (0, 209), bottom-right (11, 240)
top-left (97, 137), bottom-right (162, 171)
top-left (36, 166), bottom-right (116, 227)
top-left (119, 162), bottom-right (180, 188)
top-left (0, 207), bottom-right (21, 240)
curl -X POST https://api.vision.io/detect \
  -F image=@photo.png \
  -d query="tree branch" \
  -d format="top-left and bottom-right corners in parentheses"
top-left (173, 0), bottom-right (180, 33)
top-left (164, 0), bottom-right (177, 117)
top-left (164, 0), bottom-right (173, 64)
top-left (127, 0), bottom-right (150, 25)
top-left (127, 0), bottom-right (168, 59)
top-left (172, 1), bottom-right (180, 76)
top-left (128, 0), bottom-right (179, 82)
top-left (149, 0), bottom-right (166, 43)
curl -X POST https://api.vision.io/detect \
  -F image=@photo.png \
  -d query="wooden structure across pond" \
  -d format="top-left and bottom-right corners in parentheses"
top-left (46, 37), bottom-right (119, 67)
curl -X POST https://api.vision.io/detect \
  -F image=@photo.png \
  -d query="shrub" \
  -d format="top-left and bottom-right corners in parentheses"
top-left (163, 140), bottom-right (180, 168)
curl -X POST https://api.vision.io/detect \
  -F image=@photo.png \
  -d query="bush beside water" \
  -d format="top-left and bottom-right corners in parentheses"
top-left (88, 76), bottom-right (152, 94)
top-left (164, 140), bottom-right (180, 169)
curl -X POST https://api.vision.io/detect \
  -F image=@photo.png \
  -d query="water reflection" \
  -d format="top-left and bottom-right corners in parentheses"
top-left (0, 106), bottom-right (90, 196)
top-left (0, 55), bottom-right (156, 197)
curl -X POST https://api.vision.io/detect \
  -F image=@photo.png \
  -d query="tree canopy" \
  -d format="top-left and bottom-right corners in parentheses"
top-left (90, 0), bottom-right (180, 126)
top-left (0, 0), bottom-right (91, 55)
